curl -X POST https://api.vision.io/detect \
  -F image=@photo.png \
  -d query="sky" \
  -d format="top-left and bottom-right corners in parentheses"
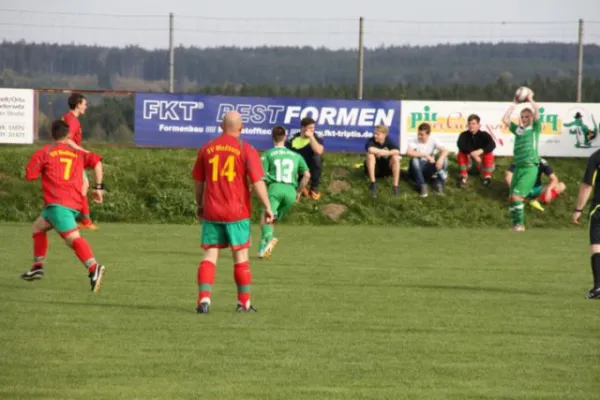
top-left (0, 0), bottom-right (599, 49)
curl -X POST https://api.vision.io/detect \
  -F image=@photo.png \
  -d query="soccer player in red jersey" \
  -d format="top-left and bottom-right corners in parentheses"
top-left (62, 93), bottom-right (99, 230)
top-left (192, 111), bottom-right (274, 313)
top-left (20, 120), bottom-right (107, 293)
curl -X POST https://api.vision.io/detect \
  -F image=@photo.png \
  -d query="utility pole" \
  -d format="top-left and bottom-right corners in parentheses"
top-left (576, 18), bottom-right (584, 102)
top-left (169, 12), bottom-right (175, 93)
top-left (357, 17), bottom-right (364, 100)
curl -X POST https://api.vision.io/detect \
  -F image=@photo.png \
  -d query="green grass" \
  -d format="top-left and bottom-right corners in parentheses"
top-left (1, 223), bottom-right (599, 399)
top-left (0, 144), bottom-right (590, 227)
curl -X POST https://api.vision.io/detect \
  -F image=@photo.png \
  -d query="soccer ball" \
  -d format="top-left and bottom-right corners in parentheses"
top-left (514, 86), bottom-right (534, 103)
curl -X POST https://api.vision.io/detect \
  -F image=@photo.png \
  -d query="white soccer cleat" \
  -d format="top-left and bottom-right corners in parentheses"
top-left (263, 238), bottom-right (279, 259)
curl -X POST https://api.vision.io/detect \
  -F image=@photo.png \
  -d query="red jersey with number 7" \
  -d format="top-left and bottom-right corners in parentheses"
top-left (25, 143), bottom-right (103, 211)
top-left (192, 134), bottom-right (264, 222)
top-left (62, 111), bottom-right (83, 146)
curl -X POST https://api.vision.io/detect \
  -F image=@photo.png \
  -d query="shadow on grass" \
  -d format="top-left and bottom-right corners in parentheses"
top-left (4, 295), bottom-right (193, 314)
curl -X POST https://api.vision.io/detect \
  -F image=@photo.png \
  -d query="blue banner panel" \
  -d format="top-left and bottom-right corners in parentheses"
top-left (134, 93), bottom-right (401, 152)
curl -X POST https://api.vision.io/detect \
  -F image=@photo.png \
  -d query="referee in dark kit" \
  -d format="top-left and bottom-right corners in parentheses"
top-left (573, 149), bottom-right (600, 299)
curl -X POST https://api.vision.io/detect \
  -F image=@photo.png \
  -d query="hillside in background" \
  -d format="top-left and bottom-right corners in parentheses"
top-left (1, 41), bottom-right (599, 90)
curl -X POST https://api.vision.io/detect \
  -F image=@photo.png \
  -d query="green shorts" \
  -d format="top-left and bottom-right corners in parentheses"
top-left (201, 219), bottom-right (251, 250)
top-left (529, 185), bottom-right (544, 199)
top-left (41, 205), bottom-right (80, 237)
top-left (510, 165), bottom-right (538, 198)
top-left (266, 183), bottom-right (297, 221)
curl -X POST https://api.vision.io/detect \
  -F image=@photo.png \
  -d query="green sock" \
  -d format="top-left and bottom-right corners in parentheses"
top-left (260, 225), bottom-right (273, 250)
top-left (510, 200), bottom-right (525, 226)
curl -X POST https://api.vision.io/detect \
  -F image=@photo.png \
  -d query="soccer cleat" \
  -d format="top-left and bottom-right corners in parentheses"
top-left (369, 182), bottom-right (377, 198)
top-left (78, 222), bottom-right (99, 230)
top-left (89, 264), bottom-right (105, 293)
top-left (21, 266), bottom-right (44, 281)
top-left (420, 185), bottom-right (428, 198)
top-left (196, 301), bottom-right (211, 313)
top-left (458, 176), bottom-right (467, 188)
top-left (529, 200), bottom-right (545, 212)
top-left (512, 225), bottom-right (526, 232)
top-left (263, 238), bottom-right (278, 259)
top-left (236, 304), bottom-right (257, 313)
top-left (392, 186), bottom-right (400, 197)
top-left (300, 187), bottom-right (310, 198)
top-left (587, 287), bottom-right (600, 299)
top-left (310, 190), bottom-right (321, 200)
top-left (482, 177), bottom-right (492, 186)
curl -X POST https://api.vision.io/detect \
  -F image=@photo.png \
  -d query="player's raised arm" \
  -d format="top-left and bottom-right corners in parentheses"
top-left (527, 91), bottom-right (541, 121)
top-left (25, 150), bottom-right (44, 181)
top-left (502, 101), bottom-right (518, 130)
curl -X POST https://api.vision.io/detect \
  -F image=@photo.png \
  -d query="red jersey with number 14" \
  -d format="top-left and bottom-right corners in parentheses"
top-left (62, 111), bottom-right (83, 146)
top-left (26, 143), bottom-right (102, 211)
top-left (193, 134), bottom-right (264, 222)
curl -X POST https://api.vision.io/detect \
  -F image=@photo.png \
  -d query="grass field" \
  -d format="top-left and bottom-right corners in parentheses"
top-left (1, 223), bottom-right (599, 399)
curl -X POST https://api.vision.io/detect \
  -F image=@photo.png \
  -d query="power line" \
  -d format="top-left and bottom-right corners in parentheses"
top-left (1, 22), bottom-right (166, 31)
top-left (0, 8), bottom-right (165, 18)
top-left (0, 9), bottom-right (587, 25)
top-left (0, 22), bottom-right (584, 38)
top-left (368, 19), bottom-right (576, 25)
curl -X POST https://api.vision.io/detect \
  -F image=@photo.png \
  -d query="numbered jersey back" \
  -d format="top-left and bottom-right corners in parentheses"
top-left (26, 142), bottom-right (101, 211)
top-left (193, 135), bottom-right (264, 222)
top-left (262, 147), bottom-right (308, 188)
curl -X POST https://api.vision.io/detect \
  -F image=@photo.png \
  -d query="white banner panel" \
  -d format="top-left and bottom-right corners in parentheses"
top-left (0, 88), bottom-right (35, 144)
top-left (400, 100), bottom-right (600, 158)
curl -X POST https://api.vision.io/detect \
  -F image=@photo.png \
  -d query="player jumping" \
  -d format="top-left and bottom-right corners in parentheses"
top-left (504, 158), bottom-right (567, 212)
top-left (502, 90), bottom-right (541, 231)
top-left (62, 93), bottom-right (98, 230)
top-left (20, 120), bottom-right (106, 293)
top-left (258, 126), bottom-right (311, 259)
top-left (192, 111), bottom-right (274, 313)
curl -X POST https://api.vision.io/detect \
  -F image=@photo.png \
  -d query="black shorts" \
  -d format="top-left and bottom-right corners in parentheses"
top-left (590, 209), bottom-right (600, 245)
top-left (364, 159), bottom-right (393, 178)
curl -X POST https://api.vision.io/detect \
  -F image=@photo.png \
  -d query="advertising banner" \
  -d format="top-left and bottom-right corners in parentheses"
top-left (0, 88), bottom-right (35, 144)
top-left (134, 93), bottom-right (401, 152)
top-left (400, 100), bottom-right (600, 158)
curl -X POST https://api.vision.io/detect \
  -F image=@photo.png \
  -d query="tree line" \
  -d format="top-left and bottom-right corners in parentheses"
top-left (3, 41), bottom-right (600, 89)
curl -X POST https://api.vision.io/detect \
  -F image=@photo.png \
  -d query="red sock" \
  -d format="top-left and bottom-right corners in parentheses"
top-left (32, 232), bottom-right (48, 268)
top-left (71, 237), bottom-right (97, 272)
top-left (234, 262), bottom-right (252, 307)
top-left (197, 260), bottom-right (216, 303)
top-left (80, 196), bottom-right (92, 225)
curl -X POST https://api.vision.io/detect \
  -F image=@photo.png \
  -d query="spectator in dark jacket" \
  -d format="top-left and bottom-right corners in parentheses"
top-left (456, 114), bottom-right (496, 187)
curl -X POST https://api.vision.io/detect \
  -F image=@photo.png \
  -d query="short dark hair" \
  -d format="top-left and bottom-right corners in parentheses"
top-left (467, 114), bottom-right (480, 123)
top-left (300, 117), bottom-right (315, 128)
top-left (271, 126), bottom-right (287, 143)
top-left (417, 123), bottom-right (431, 134)
top-left (51, 120), bottom-right (70, 140)
top-left (68, 93), bottom-right (86, 110)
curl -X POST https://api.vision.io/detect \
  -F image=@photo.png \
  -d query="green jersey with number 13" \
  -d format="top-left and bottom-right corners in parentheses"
top-left (261, 146), bottom-right (309, 188)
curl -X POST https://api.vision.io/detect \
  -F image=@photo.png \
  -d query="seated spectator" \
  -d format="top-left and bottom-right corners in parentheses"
top-left (456, 114), bottom-right (496, 187)
top-left (364, 124), bottom-right (401, 198)
top-left (406, 123), bottom-right (448, 197)
top-left (504, 158), bottom-right (566, 212)
top-left (286, 117), bottom-right (324, 200)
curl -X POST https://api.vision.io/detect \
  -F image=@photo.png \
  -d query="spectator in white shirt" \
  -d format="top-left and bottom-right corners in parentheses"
top-left (406, 123), bottom-right (449, 197)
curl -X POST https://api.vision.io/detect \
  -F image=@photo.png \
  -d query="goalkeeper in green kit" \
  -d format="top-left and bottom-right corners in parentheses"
top-left (258, 126), bottom-right (311, 258)
top-left (502, 90), bottom-right (542, 232)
